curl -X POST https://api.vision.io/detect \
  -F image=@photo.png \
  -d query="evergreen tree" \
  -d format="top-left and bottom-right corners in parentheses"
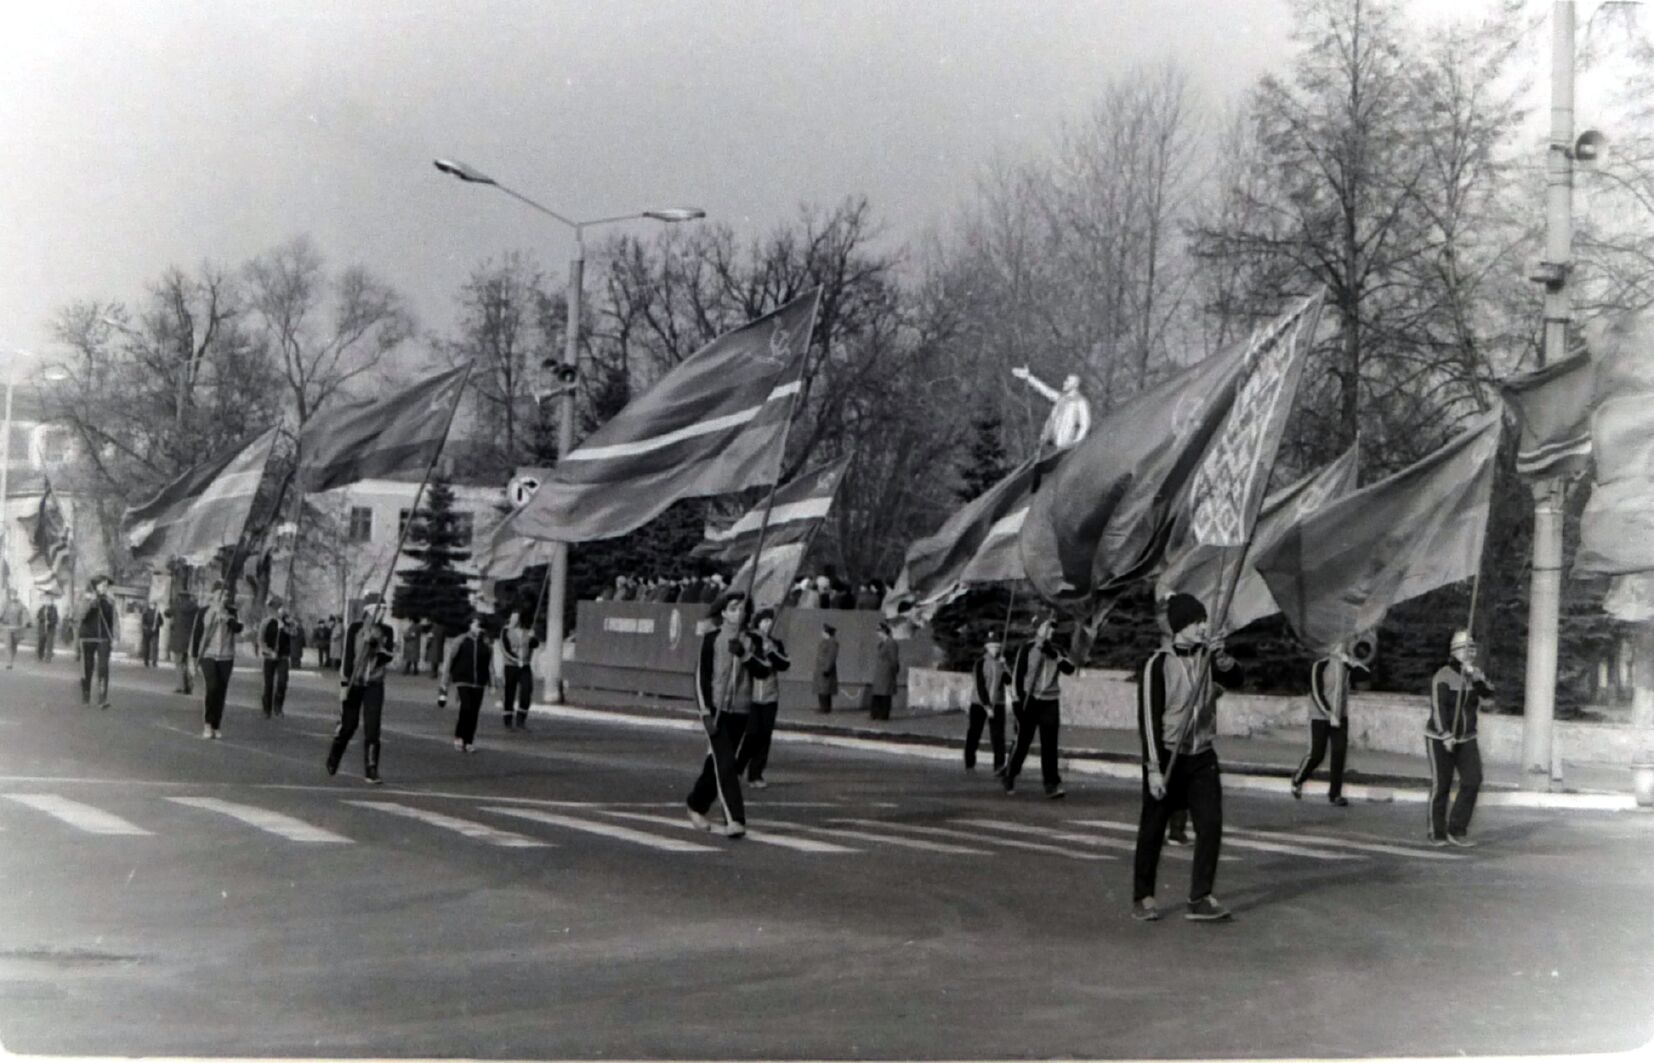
top-left (958, 411), bottom-right (1010, 502)
top-left (392, 475), bottom-right (475, 637)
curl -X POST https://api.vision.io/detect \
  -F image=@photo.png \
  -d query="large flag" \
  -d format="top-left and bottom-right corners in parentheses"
top-left (1019, 295), bottom-right (1323, 609)
top-left (122, 428), bottom-right (279, 564)
top-left (696, 455), bottom-right (851, 562)
top-left (296, 365), bottom-right (470, 494)
top-left (1576, 395), bottom-right (1654, 575)
top-left (23, 474), bottom-right (73, 581)
top-left (1253, 411), bottom-right (1502, 652)
top-left (494, 289), bottom-right (819, 545)
top-left (474, 467), bottom-right (555, 581)
top-left (1498, 351), bottom-right (1595, 479)
top-left (1158, 443), bottom-right (1359, 633)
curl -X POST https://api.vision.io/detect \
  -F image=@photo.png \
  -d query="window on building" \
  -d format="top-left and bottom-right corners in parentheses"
top-left (348, 506), bottom-right (373, 543)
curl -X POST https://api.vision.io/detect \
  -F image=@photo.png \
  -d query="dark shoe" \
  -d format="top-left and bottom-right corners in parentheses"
top-left (502, 716), bottom-right (515, 731)
top-left (1167, 831), bottom-right (1191, 847)
top-left (1185, 896), bottom-right (1232, 922)
top-left (1002, 776), bottom-right (1015, 795)
top-left (1329, 795), bottom-right (1349, 807)
top-left (1446, 833), bottom-right (1477, 848)
top-left (514, 714), bottom-right (529, 732)
top-left (1290, 782), bottom-right (1303, 800)
top-left (1132, 897), bottom-right (1162, 922)
top-left (1045, 786), bottom-right (1066, 800)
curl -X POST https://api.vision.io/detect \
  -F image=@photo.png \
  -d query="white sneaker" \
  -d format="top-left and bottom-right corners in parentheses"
top-left (723, 822), bottom-right (747, 839)
top-left (201, 725), bottom-right (213, 739)
top-left (687, 806), bottom-right (713, 831)
top-left (463, 744), bottom-right (476, 754)
top-left (453, 738), bottom-right (465, 751)
top-left (749, 778), bottom-right (768, 790)
top-left (212, 728), bottom-right (222, 740)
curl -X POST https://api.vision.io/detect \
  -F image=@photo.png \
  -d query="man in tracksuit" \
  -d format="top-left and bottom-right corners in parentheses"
top-left (1426, 629), bottom-right (1494, 847)
top-left (1291, 642), bottom-right (1366, 807)
top-left (1132, 593), bottom-right (1241, 923)
top-left (733, 607), bottom-right (790, 789)
top-left (965, 633), bottom-right (1010, 774)
top-left (194, 581), bottom-right (243, 738)
top-left (327, 596), bottom-right (397, 784)
top-left (166, 593), bottom-right (200, 694)
top-left (1002, 614), bottom-right (1076, 799)
top-left (686, 592), bottom-right (752, 838)
top-left (78, 577), bottom-right (117, 709)
top-left (440, 614), bottom-right (493, 753)
top-left (258, 598), bottom-right (298, 718)
top-left (499, 612), bottom-right (541, 731)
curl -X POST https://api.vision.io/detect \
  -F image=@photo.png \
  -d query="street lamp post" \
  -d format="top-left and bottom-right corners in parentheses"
top-left (434, 158), bottom-right (704, 703)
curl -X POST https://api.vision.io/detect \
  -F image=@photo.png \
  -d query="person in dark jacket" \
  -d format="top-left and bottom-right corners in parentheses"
top-left (35, 597), bottom-right (59, 661)
top-left (1426, 630), bottom-right (1494, 847)
top-left (1291, 641), bottom-right (1366, 807)
top-left (258, 598), bottom-right (299, 718)
top-left (440, 614), bottom-right (494, 753)
top-left (1003, 614), bottom-right (1076, 798)
top-left (327, 595), bottom-right (397, 784)
top-left (78, 577), bottom-right (118, 708)
top-left (194, 581), bottom-right (244, 738)
top-left (312, 619), bottom-right (330, 669)
top-left (499, 612), bottom-right (541, 731)
top-left (869, 622), bottom-right (899, 720)
top-left (965, 632), bottom-right (1011, 774)
top-left (1132, 593), bottom-right (1241, 923)
top-left (813, 623), bottom-right (839, 713)
top-left (138, 602), bottom-right (163, 667)
top-left (686, 592), bottom-right (752, 838)
top-left (165, 593), bottom-right (200, 694)
top-left (733, 607), bottom-right (790, 788)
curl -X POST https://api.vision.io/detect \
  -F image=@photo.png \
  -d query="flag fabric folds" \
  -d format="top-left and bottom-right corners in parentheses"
top-left (296, 366), bottom-right (470, 494)
top-left (1576, 395), bottom-right (1654, 575)
top-left (1019, 295), bottom-right (1323, 610)
top-left (1157, 443), bottom-right (1359, 633)
top-left (23, 475), bottom-right (73, 581)
top-left (122, 428), bottom-right (279, 564)
top-left (494, 289), bottom-right (819, 545)
top-left (1498, 351), bottom-right (1595, 479)
top-left (729, 542), bottom-right (809, 612)
top-left (1253, 411), bottom-right (1501, 652)
top-left (695, 456), bottom-right (851, 562)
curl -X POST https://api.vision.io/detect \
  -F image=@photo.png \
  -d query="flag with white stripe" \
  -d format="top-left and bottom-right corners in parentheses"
top-left (497, 289), bottom-right (820, 544)
top-left (695, 456), bottom-right (851, 562)
top-left (121, 428), bottom-right (278, 563)
top-left (1498, 350), bottom-right (1595, 480)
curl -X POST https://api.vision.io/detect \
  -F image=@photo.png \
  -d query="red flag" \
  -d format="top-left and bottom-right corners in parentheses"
top-left (297, 367), bottom-right (469, 494)
top-left (1498, 351), bottom-right (1595, 479)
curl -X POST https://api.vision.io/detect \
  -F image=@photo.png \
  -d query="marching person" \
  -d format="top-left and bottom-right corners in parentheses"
top-left (1, 589), bottom-right (30, 669)
top-left (499, 611), bottom-right (540, 732)
top-left (1132, 593), bottom-right (1241, 923)
top-left (440, 614), bottom-right (493, 753)
top-left (327, 594), bottom-right (397, 784)
top-left (1426, 630), bottom-right (1494, 848)
top-left (686, 592), bottom-right (751, 838)
top-left (78, 577), bottom-right (117, 709)
top-left (35, 595), bottom-right (58, 661)
top-left (194, 580), bottom-right (243, 738)
top-left (965, 632), bottom-right (1010, 774)
top-left (1003, 614), bottom-right (1076, 798)
top-left (733, 607), bottom-right (790, 789)
top-left (165, 592), bottom-right (200, 694)
top-left (813, 622), bottom-right (838, 714)
top-left (258, 597), bottom-right (298, 718)
top-left (139, 600), bottom-right (163, 668)
top-left (869, 622), bottom-right (899, 720)
top-left (1291, 640), bottom-right (1366, 806)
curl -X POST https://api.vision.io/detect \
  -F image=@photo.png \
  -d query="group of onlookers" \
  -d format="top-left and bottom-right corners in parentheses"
top-left (594, 571), bottom-right (894, 612)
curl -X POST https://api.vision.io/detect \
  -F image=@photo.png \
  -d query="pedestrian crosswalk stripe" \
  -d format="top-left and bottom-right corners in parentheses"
top-left (345, 802), bottom-right (551, 848)
top-left (482, 807), bottom-right (719, 853)
top-left (167, 797), bottom-right (352, 844)
top-left (598, 810), bottom-right (859, 853)
top-left (5, 793), bottom-right (151, 836)
top-left (759, 817), bottom-right (991, 856)
top-left (1071, 818), bottom-right (1360, 861)
top-left (831, 818), bottom-right (1115, 861)
top-left (1224, 824), bottom-right (1465, 861)
top-left (950, 817), bottom-right (1207, 861)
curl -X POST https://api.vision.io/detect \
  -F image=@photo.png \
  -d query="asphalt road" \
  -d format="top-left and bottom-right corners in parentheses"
top-left (0, 652), bottom-right (1650, 1060)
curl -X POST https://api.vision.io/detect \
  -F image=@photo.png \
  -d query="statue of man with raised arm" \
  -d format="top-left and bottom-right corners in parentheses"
top-left (1011, 366), bottom-right (1092, 449)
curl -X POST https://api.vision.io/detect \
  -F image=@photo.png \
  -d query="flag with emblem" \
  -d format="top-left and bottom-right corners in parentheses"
top-left (295, 365), bottom-right (470, 494)
top-left (122, 428), bottom-right (279, 564)
top-left (1019, 295), bottom-right (1323, 610)
top-left (493, 289), bottom-right (819, 545)
top-left (1499, 351), bottom-right (1595, 480)
top-left (696, 455), bottom-right (851, 562)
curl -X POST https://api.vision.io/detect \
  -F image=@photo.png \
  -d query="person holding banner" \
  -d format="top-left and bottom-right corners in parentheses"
top-left (1003, 615), bottom-right (1075, 798)
top-left (194, 581), bottom-right (243, 737)
top-left (1291, 642), bottom-right (1365, 806)
top-left (327, 594), bottom-right (397, 784)
top-left (499, 612), bottom-right (540, 731)
top-left (258, 598), bottom-right (298, 718)
top-left (686, 592), bottom-right (752, 838)
top-left (733, 607), bottom-right (790, 789)
top-left (965, 633), bottom-right (1010, 774)
top-left (1425, 630), bottom-right (1494, 847)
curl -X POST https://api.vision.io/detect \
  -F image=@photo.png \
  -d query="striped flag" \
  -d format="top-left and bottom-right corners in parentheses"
top-left (495, 289), bottom-right (819, 545)
top-left (296, 366), bottom-right (470, 494)
top-left (695, 456), bottom-right (850, 562)
top-left (474, 467), bottom-right (555, 580)
top-left (121, 429), bottom-right (278, 564)
top-left (1499, 351), bottom-right (1595, 480)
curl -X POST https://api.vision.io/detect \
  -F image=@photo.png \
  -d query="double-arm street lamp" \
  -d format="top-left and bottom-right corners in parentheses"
top-left (434, 157), bottom-right (705, 704)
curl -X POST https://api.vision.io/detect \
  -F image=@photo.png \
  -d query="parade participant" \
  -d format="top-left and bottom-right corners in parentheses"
top-left (869, 622), bottom-right (899, 720)
top-left (440, 614), bottom-right (493, 753)
top-left (139, 601), bottom-right (163, 668)
top-left (1003, 614), bottom-right (1076, 798)
top-left (813, 623), bottom-right (838, 714)
top-left (194, 580), bottom-right (243, 738)
top-left (312, 618), bottom-right (330, 669)
top-left (686, 592), bottom-right (752, 838)
top-left (499, 611), bottom-right (540, 731)
top-left (35, 595), bottom-right (58, 661)
top-left (425, 621), bottom-right (445, 678)
top-left (1425, 630), bottom-right (1494, 847)
top-left (401, 618), bottom-right (420, 675)
top-left (733, 607), bottom-right (790, 789)
top-left (1, 589), bottom-right (30, 669)
top-left (1132, 593), bottom-right (1241, 923)
top-left (966, 632), bottom-right (1010, 774)
top-left (78, 577), bottom-right (117, 708)
top-left (327, 594), bottom-right (397, 784)
top-left (165, 592), bottom-right (199, 694)
top-left (258, 597), bottom-right (298, 718)
top-left (1291, 640), bottom-right (1366, 806)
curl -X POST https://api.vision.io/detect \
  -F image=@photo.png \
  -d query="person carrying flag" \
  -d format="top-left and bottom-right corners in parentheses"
top-left (686, 592), bottom-right (752, 838)
top-left (965, 632), bottom-right (1010, 774)
top-left (733, 606), bottom-right (790, 789)
top-left (1426, 630), bottom-right (1494, 847)
top-left (194, 580), bottom-right (243, 738)
top-left (1291, 640), bottom-right (1366, 806)
top-left (1002, 614), bottom-right (1075, 798)
top-left (78, 576), bottom-right (117, 709)
top-left (327, 594), bottom-right (397, 784)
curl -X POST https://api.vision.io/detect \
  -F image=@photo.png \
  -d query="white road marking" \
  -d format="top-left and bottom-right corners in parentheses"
top-left (482, 807), bottom-right (718, 853)
top-left (598, 809), bottom-right (860, 853)
top-left (1072, 818), bottom-right (1361, 861)
top-left (167, 797), bottom-right (352, 844)
top-left (1225, 824), bottom-right (1467, 861)
top-left (345, 801), bottom-right (551, 848)
top-left (951, 817), bottom-right (1189, 858)
top-left (832, 818), bottom-right (1114, 861)
top-left (4, 793), bottom-right (151, 836)
top-left (760, 817), bottom-right (991, 855)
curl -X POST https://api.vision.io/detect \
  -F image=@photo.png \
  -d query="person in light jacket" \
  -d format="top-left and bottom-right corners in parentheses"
top-left (194, 581), bottom-right (244, 738)
top-left (813, 623), bottom-right (839, 714)
top-left (686, 592), bottom-right (753, 838)
top-left (1, 589), bottom-right (31, 669)
top-left (499, 612), bottom-right (541, 731)
top-left (869, 622), bottom-right (899, 720)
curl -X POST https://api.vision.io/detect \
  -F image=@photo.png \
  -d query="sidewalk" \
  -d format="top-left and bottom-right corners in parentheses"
top-left (531, 697), bottom-right (1651, 813)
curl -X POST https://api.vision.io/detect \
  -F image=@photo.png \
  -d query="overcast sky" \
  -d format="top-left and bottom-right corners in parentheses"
top-left (0, 0), bottom-right (1589, 373)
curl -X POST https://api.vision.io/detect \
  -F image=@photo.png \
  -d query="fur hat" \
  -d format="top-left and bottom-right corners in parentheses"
top-left (1165, 593), bottom-right (1207, 635)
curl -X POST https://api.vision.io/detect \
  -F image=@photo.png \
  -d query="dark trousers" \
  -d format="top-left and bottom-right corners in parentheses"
top-left (1134, 747), bottom-right (1223, 903)
top-left (688, 710), bottom-right (747, 827)
top-left (1426, 736), bottom-right (1482, 839)
top-left (175, 652), bottom-right (194, 694)
top-left (1292, 719), bottom-right (1348, 800)
top-left (503, 665), bottom-right (533, 721)
top-left (964, 702), bottom-right (1006, 771)
top-left (454, 686), bottom-right (485, 745)
top-left (6, 630), bottom-right (20, 666)
top-left (201, 658), bottom-right (234, 728)
top-left (329, 682), bottom-right (385, 778)
top-left (869, 693), bottom-right (892, 720)
top-left (1004, 696), bottom-right (1061, 791)
top-left (140, 632), bottom-right (158, 667)
top-left (735, 702), bottom-right (778, 782)
top-left (79, 639), bottom-right (110, 703)
top-left (37, 629), bottom-right (53, 660)
top-left (816, 692), bottom-right (833, 714)
top-left (261, 658), bottom-right (290, 717)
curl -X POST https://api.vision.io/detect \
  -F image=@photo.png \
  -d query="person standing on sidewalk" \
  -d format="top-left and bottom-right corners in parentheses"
top-left (138, 601), bottom-right (163, 668)
top-left (1132, 593), bottom-right (1241, 923)
top-left (166, 593), bottom-right (200, 694)
top-left (1291, 641), bottom-right (1365, 807)
top-left (686, 592), bottom-right (752, 838)
top-left (258, 598), bottom-right (298, 718)
top-left (813, 623), bottom-right (838, 714)
top-left (195, 581), bottom-right (243, 738)
top-left (1426, 630), bottom-right (1494, 848)
top-left (499, 612), bottom-right (540, 731)
top-left (440, 614), bottom-right (493, 753)
top-left (327, 595), bottom-right (397, 784)
top-left (35, 596), bottom-right (58, 662)
top-left (869, 622), bottom-right (899, 720)
top-left (1003, 615), bottom-right (1075, 798)
top-left (734, 607), bottom-right (790, 789)
top-left (77, 577), bottom-right (117, 708)
top-left (1, 589), bottom-right (30, 669)
top-left (965, 632), bottom-right (1009, 775)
